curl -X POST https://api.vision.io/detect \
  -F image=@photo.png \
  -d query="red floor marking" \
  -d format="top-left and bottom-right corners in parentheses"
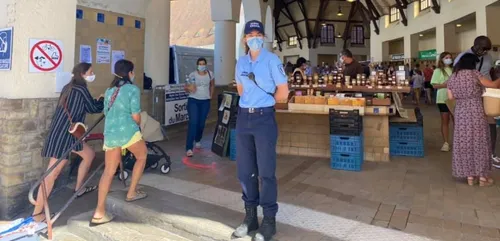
top-left (182, 156), bottom-right (216, 170)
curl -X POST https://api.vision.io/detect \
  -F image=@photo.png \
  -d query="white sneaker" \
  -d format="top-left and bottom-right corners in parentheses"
top-left (492, 155), bottom-right (500, 169)
top-left (195, 142), bottom-right (202, 149)
top-left (441, 142), bottom-right (450, 152)
top-left (186, 150), bottom-right (193, 157)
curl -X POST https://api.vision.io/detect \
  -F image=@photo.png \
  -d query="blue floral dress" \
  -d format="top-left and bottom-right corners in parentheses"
top-left (103, 84), bottom-right (141, 149)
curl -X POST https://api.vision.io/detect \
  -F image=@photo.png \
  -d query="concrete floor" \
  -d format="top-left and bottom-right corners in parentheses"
top-left (24, 103), bottom-right (500, 240)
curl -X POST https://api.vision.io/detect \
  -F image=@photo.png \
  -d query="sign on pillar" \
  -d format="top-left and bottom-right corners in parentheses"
top-left (0, 27), bottom-right (13, 71)
top-left (29, 39), bottom-right (63, 73)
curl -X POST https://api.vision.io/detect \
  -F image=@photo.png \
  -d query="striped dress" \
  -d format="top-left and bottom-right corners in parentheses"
top-left (41, 84), bottom-right (104, 159)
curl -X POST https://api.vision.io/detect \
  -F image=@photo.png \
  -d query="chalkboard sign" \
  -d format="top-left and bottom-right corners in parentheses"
top-left (212, 91), bottom-right (239, 157)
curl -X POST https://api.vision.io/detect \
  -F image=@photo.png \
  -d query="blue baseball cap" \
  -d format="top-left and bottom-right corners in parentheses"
top-left (244, 20), bottom-right (264, 35)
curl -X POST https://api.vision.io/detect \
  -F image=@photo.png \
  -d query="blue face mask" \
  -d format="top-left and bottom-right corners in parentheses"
top-left (247, 37), bottom-right (264, 51)
top-left (197, 65), bottom-right (207, 72)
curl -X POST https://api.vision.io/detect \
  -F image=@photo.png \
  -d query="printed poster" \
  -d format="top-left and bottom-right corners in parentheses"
top-left (96, 38), bottom-right (111, 64)
top-left (111, 50), bottom-right (125, 74)
top-left (79, 45), bottom-right (92, 64)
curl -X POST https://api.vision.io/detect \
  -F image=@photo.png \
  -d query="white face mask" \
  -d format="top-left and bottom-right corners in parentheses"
top-left (84, 74), bottom-right (96, 82)
top-left (443, 58), bottom-right (453, 66)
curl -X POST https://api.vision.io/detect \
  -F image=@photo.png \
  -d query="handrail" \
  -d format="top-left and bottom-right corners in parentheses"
top-left (28, 114), bottom-right (105, 205)
top-left (28, 114), bottom-right (105, 240)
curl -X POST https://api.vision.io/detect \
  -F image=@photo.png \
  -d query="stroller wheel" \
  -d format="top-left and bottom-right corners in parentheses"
top-left (160, 164), bottom-right (171, 174)
top-left (118, 170), bottom-right (129, 181)
top-left (150, 161), bottom-right (159, 169)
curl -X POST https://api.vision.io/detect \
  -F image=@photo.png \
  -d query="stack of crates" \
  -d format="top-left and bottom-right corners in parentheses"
top-left (329, 109), bottom-right (364, 171)
top-left (389, 108), bottom-right (424, 157)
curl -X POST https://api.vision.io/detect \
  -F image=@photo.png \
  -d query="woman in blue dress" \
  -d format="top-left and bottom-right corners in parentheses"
top-left (231, 20), bottom-right (289, 241)
top-left (90, 59), bottom-right (148, 226)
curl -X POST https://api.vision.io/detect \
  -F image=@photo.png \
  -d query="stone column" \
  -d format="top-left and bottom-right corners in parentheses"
top-left (404, 34), bottom-right (419, 61)
top-left (214, 21), bottom-right (237, 86)
top-left (145, 0), bottom-right (170, 86)
top-left (264, 41), bottom-right (273, 52)
top-left (0, 0), bottom-right (77, 218)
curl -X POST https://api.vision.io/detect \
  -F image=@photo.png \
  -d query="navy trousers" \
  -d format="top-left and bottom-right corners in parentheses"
top-left (236, 107), bottom-right (278, 217)
top-left (186, 98), bottom-right (211, 151)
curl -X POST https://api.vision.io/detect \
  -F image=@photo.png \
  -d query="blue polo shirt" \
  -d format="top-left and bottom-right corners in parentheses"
top-left (235, 49), bottom-right (288, 108)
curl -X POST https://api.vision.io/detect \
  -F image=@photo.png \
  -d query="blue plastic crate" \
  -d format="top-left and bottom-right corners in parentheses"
top-left (390, 141), bottom-right (424, 157)
top-left (229, 129), bottom-right (236, 161)
top-left (330, 152), bottom-right (363, 172)
top-left (330, 135), bottom-right (363, 154)
top-left (389, 125), bottom-right (423, 143)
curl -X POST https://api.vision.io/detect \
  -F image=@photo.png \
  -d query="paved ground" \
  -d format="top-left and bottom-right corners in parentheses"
top-left (148, 104), bottom-right (500, 241)
top-left (23, 104), bottom-right (500, 240)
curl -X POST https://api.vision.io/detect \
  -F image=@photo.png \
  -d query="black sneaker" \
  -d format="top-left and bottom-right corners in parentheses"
top-left (253, 216), bottom-right (276, 241)
top-left (231, 206), bottom-right (259, 239)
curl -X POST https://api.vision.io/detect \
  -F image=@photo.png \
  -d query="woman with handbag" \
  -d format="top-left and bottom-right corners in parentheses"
top-left (447, 53), bottom-right (500, 186)
top-left (184, 57), bottom-right (215, 157)
top-left (90, 59), bottom-right (148, 226)
top-left (34, 63), bottom-right (104, 222)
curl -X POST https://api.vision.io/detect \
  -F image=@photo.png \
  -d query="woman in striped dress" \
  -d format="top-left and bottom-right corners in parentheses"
top-left (33, 63), bottom-right (104, 222)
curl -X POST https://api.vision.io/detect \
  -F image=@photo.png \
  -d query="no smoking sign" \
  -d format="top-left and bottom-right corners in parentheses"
top-left (29, 39), bottom-right (63, 73)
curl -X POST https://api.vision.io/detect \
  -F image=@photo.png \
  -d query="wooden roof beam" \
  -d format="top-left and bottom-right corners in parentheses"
top-left (343, 1), bottom-right (359, 49)
top-left (296, 0), bottom-right (312, 48)
top-left (365, 0), bottom-right (381, 19)
top-left (431, 0), bottom-right (441, 13)
top-left (394, 0), bottom-right (408, 26)
top-left (312, 0), bottom-right (329, 48)
top-left (360, 1), bottom-right (379, 35)
top-left (280, 0), bottom-right (303, 49)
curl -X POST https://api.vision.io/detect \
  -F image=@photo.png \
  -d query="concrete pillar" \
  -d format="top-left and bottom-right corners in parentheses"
top-left (0, 0), bottom-right (77, 219)
top-left (435, 24), bottom-right (445, 54)
top-left (214, 20), bottom-right (237, 86)
top-left (145, 0), bottom-right (170, 86)
top-left (404, 34), bottom-right (419, 60)
top-left (382, 41), bottom-right (390, 61)
top-left (264, 41), bottom-right (273, 51)
top-left (476, 7), bottom-right (488, 37)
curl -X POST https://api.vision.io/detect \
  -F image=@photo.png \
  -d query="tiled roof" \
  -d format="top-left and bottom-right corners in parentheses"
top-left (170, 0), bottom-right (215, 47)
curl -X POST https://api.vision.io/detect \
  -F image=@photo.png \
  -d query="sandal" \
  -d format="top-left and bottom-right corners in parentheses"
top-left (89, 213), bottom-right (114, 227)
top-left (467, 177), bottom-right (476, 186)
top-left (76, 186), bottom-right (98, 198)
top-left (480, 177), bottom-right (494, 187)
top-left (125, 190), bottom-right (148, 202)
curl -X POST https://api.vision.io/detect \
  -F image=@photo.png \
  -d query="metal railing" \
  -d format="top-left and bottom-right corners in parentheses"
top-left (27, 114), bottom-right (113, 240)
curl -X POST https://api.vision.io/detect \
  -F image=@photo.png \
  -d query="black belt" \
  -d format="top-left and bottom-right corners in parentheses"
top-left (239, 107), bottom-right (275, 114)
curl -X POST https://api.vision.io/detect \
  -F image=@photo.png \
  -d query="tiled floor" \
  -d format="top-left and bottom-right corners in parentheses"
top-left (151, 104), bottom-right (500, 240)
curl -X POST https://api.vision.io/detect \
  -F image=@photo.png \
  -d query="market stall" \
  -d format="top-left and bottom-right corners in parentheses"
top-left (221, 69), bottom-right (422, 172)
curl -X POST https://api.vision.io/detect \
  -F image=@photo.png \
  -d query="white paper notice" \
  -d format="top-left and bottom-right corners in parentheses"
top-left (96, 38), bottom-right (111, 64)
top-left (79, 45), bottom-right (92, 63)
top-left (55, 72), bottom-right (72, 93)
top-left (111, 50), bottom-right (125, 74)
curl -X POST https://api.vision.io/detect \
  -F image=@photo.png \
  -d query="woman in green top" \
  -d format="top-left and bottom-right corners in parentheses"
top-left (431, 52), bottom-right (454, 152)
top-left (91, 59), bottom-right (148, 226)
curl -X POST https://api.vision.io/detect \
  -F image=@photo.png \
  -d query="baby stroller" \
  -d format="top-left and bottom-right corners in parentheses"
top-left (69, 112), bottom-right (171, 182)
top-left (116, 111), bottom-right (171, 181)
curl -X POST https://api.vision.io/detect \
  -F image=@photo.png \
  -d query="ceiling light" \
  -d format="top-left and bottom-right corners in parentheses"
top-left (337, 6), bottom-right (343, 16)
top-left (419, 34), bottom-right (424, 37)
top-left (321, 23), bottom-right (326, 26)
top-left (456, 24), bottom-right (462, 27)
top-left (347, 0), bottom-right (356, 2)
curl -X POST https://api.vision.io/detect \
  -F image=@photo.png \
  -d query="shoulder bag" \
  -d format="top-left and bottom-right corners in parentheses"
top-left (64, 87), bottom-right (121, 139)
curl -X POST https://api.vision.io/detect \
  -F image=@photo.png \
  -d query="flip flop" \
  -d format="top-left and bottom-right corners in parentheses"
top-left (76, 185), bottom-right (98, 198)
top-left (89, 213), bottom-right (114, 227)
top-left (125, 190), bottom-right (148, 202)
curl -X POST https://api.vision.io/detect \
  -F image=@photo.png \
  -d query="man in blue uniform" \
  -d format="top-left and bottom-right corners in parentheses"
top-left (231, 20), bottom-right (289, 241)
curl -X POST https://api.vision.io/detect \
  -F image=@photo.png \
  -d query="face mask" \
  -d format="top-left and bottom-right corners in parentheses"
top-left (130, 76), bottom-right (135, 82)
top-left (197, 65), bottom-right (207, 72)
top-left (443, 58), bottom-right (453, 66)
top-left (247, 37), bottom-right (264, 51)
top-left (84, 74), bottom-right (96, 82)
